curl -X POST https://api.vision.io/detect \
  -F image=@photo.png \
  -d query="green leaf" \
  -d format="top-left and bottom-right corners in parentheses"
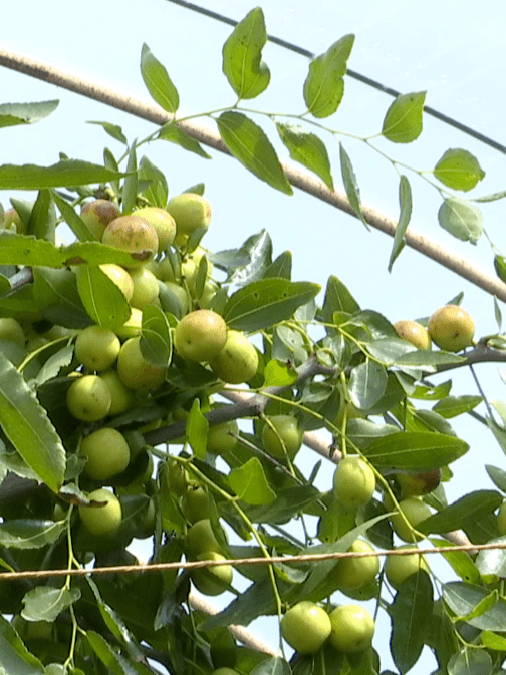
top-left (263, 360), bottom-right (298, 387)
top-left (140, 305), bottom-right (172, 367)
top-left (0, 615), bottom-right (45, 674)
top-left (222, 7), bottom-right (270, 100)
top-left (432, 395), bottom-right (482, 418)
top-left (0, 519), bottom-right (64, 549)
top-left (29, 189), bottom-right (56, 241)
top-left (187, 398), bottom-right (208, 459)
top-left (87, 630), bottom-right (141, 675)
top-left (438, 198), bottom-right (483, 244)
top-left (418, 490), bottom-right (502, 535)
top-left (75, 265), bottom-right (131, 330)
top-left (388, 175), bottom-right (412, 271)
top-left (32, 267), bottom-right (90, 328)
top-left (0, 352), bottom-right (65, 492)
top-left (217, 111), bottom-right (292, 195)
top-left (139, 155), bottom-right (168, 208)
top-left (486, 464), bottom-right (506, 493)
top-left (0, 100), bottom-right (58, 128)
top-left (394, 350), bottom-right (465, 369)
top-left (219, 230), bottom-right (273, 287)
top-left (0, 159), bottom-right (125, 190)
top-left (121, 141), bottom-right (138, 215)
top-left (22, 586), bottom-right (80, 622)
top-left (434, 148), bottom-right (485, 192)
top-left (443, 582), bottom-right (506, 631)
top-left (391, 572), bottom-right (433, 674)
top-left (348, 360), bottom-right (388, 409)
top-left (251, 657), bottom-right (292, 675)
top-left (448, 648), bottom-right (493, 675)
top-left (141, 43), bottom-right (179, 114)
top-left (382, 91), bottom-right (426, 143)
top-left (481, 630), bottom-right (506, 650)
top-left (303, 35), bottom-right (355, 118)
top-left (158, 122), bottom-right (212, 158)
top-left (475, 536), bottom-right (506, 578)
top-left (33, 344), bottom-right (74, 388)
top-left (321, 275), bottom-right (360, 322)
top-left (363, 431), bottom-right (469, 471)
top-left (430, 539), bottom-right (480, 584)
top-left (339, 143), bottom-right (369, 229)
top-left (475, 190), bottom-right (506, 203)
top-left (229, 457), bottom-right (276, 505)
top-left (52, 191), bottom-right (96, 242)
top-left (87, 120), bottom-right (127, 144)
top-left (276, 123), bottom-right (334, 190)
top-left (247, 485), bottom-right (320, 525)
top-left (223, 278), bottom-right (320, 331)
top-left (264, 251), bottom-right (292, 280)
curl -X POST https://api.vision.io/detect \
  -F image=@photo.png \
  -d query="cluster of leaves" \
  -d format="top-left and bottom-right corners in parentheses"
top-left (2, 6), bottom-right (506, 675)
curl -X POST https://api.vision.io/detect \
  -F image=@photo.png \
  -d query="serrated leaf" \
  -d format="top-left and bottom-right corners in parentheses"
top-left (0, 519), bottom-right (64, 549)
top-left (22, 586), bottom-right (80, 622)
top-left (438, 198), bottom-right (483, 244)
top-left (223, 278), bottom-right (320, 331)
top-left (217, 111), bottom-right (292, 195)
top-left (363, 431), bottom-right (469, 471)
top-left (339, 143), bottom-right (368, 229)
top-left (0, 615), bottom-right (45, 674)
top-left (229, 457), bottom-right (276, 504)
top-left (382, 91), bottom-right (426, 143)
top-left (303, 35), bottom-right (355, 118)
top-left (87, 120), bottom-right (127, 144)
top-left (388, 175), bottom-right (412, 271)
top-left (418, 490), bottom-right (502, 535)
top-left (0, 160), bottom-right (125, 190)
top-left (0, 352), bottom-right (65, 492)
top-left (140, 305), bottom-right (172, 367)
top-left (276, 122), bottom-right (333, 190)
top-left (141, 43), bottom-right (179, 114)
top-left (187, 398), bottom-right (208, 459)
top-left (222, 7), bottom-right (270, 100)
top-left (0, 100), bottom-right (58, 128)
top-left (434, 148), bottom-right (485, 192)
top-left (76, 265), bottom-right (131, 329)
top-left (158, 122), bottom-right (212, 158)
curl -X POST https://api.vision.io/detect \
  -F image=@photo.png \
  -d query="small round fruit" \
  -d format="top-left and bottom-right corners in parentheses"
top-left (130, 267), bottom-right (160, 310)
top-left (207, 420), bottom-right (239, 455)
top-left (210, 330), bottom-right (259, 384)
top-left (134, 207), bottom-right (176, 252)
top-left (116, 337), bottom-right (167, 390)
top-left (174, 310), bottom-right (227, 362)
top-left (333, 456), bottom-right (375, 510)
top-left (74, 325), bottom-right (120, 371)
top-left (81, 200), bottom-right (120, 240)
top-left (167, 193), bottom-right (212, 237)
top-left (397, 468), bottom-right (442, 498)
top-left (498, 501), bottom-right (506, 535)
top-left (115, 307), bottom-right (143, 339)
top-left (328, 605), bottom-right (374, 653)
top-left (185, 486), bottom-right (210, 523)
top-left (79, 488), bottom-right (122, 536)
top-left (393, 320), bottom-right (432, 350)
top-left (99, 264), bottom-right (134, 303)
top-left (333, 539), bottom-right (379, 592)
top-left (186, 519), bottom-right (223, 559)
top-left (167, 457), bottom-right (188, 497)
top-left (0, 317), bottom-right (25, 347)
top-left (66, 375), bottom-right (111, 421)
top-left (428, 305), bottom-right (475, 352)
top-left (98, 369), bottom-right (135, 415)
top-left (261, 415), bottom-right (303, 460)
top-left (390, 497), bottom-right (432, 542)
top-left (191, 552), bottom-right (233, 596)
top-left (102, 215), bottom-right (158, 268)
top-left (281, 601), bottom-right (331, 654)
top-left (385, 545), bottom-right (430, 590)
top-left (80, 428), bottom-right (130, 480)
top-left (212, 669), bottom-right (239, 675)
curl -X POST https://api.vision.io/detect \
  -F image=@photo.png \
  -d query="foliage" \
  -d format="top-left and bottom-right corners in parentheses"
top-left (0, 7), bottom-right (506, 675)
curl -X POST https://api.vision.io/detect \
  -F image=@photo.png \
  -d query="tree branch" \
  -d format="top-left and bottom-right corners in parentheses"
top-left (1, 47), bottom-right (505, 301)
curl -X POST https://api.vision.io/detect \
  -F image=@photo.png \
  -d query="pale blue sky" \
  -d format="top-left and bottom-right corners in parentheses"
top-left (2, 1), bottom-right (506, 671)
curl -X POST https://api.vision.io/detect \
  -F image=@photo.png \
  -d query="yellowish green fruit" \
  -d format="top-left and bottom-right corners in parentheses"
top-left (158, 256), bottom-right (177, 282)
top-left (397, 468), bottom-right (442, 497)
top-left (174, 310), bottom-right (227, 362)
top-left (134, 207), bottom-right (176, 252)
top-left (333, 539), bottom-right (379, 592)
top-left (80, 428), bottom-right (130, 480)
top-left (129, 266), bottom-right (160, 310)
top-left (116, 337), bottom-right (167, 390)
top-left (328, 604), bottom-right (375, 653)
top-left (185, 486), bottom-right (209, 523)
top-left (261, 415), bottom-right (303, 460)
top-left (186, 519), bottom-right (223, 559)
top-left (281, 601), bottom-right (331, 654)
top-left (0, 317), bottom-right (25, 347)
top-left (191, 551), bottom-right (233, 596)
top-left (79, 488), bottom-right (122, 536)
top-left (385, 545), bottom-right (430, 589)
top-left (99, 263), bottom-right (134, 303)
top-left (74, 325), bottom-right (120, 371)
top-left (66, 375), bottom-right (111, 421)
top-left (390, 497), bottom-right (432, 542)
top-left (333, 456), bottom-right (375, 511)
top-left (102, 215), bottom-right (158, 268)
top-left (115, 307), bottom-right (143, 339)
top-left (428, 304), bottom-right (475, 352)
top-left (167, 193), bottom-right (212, 237)
top-left (210, 330), bottom-right (259, 384)
top-left (80, 200), bottom-right (120, 240)
top-left (98, 369), bottom-right (135, 415)
top-left (393, 320), bottom-right (432, 350)
top-left (207, 420), bottom-right (239, 455)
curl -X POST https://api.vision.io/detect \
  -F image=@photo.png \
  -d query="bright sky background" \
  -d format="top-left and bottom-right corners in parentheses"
top-left (2, 1), bottom-right (506, 672)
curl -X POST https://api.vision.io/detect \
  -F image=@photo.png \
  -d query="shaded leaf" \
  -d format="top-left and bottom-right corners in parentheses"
top-left (438, 198), bottom-right (483, 244)
top-left (340, 143), bottom-right (368, 229)
top-left (432, 395), bottom-right (482, 418)
top-left (388, 175), bottom-right (412, 271)
top-left (140, 305), bottom-right (172, 367)
top-left (158, 122), bottom-right (212, 158)
top-left (447, 648), bottom-right (493, 675)
top-left (443, 581), bottom-right (506, 630)
top-left (0, 100), bottom-right (58, 128)
top-left (276, 123), bottom-right (334, 190)
top-left (141, 43), bottom-right (179, 114)
top-left (76, 265), bottom-right (131, 330)
top-left (22, 586), bottom-right (80, 622)
top-left (0, 519), bottom-right (65, 549)
top-left (0, 615), bottom-right (45, 674)
top-left (348, 360), bottom-right (388, 409)
top-left (321, 275), bottom-right (360, 323)
top-left (187, 398), bottom-right (208, 459)
top-left (139, 155), bottom-right (169, 208)
top-left (87, 120), bottom-right (127, 144)
top-left (419, 490), bottom-right (502, 535)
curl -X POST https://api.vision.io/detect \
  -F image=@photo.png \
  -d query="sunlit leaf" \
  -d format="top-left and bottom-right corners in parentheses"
top-left (141, 43), bottom-right (179, 114)
top-left (382, 91), bottom-right (426, 143)
top-left (388, 175), bottom-right (412, 271)
top-left (158, 122), bottom-right (212, 158)
top-left (434, 148), bottom-right (485, 192)
top-left (0, 100), bottom-right (58, 128)
top-left (339, 143), bottom-right (368, 229)
top-left (229, 457), bottom-right (276, 504)
top-left (276, 123), bottom-right (334, 190)
top-left (438, 198), bottom-right (483, 244)
top-left (0, 160), bottom-right (125, 190)
top-left (140, 305), bottom-right (172, 367)
top-left (22, 586), bottom-right (81, 622)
